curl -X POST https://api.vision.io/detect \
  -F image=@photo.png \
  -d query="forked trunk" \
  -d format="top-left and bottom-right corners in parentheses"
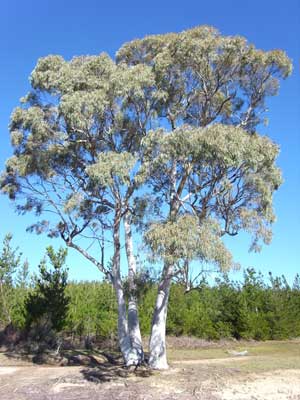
top-left (148, 270), bottom-right (172, 369)
top-left (124, 213), bottom-right (144, 363)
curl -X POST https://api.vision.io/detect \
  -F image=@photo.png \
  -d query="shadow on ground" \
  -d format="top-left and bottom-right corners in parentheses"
top-left (81, 363), bottom-right (153, 384)
top-left (79, 351), bottom-right (153, 383)
top-left (2, 348), bottom-right (154, 384)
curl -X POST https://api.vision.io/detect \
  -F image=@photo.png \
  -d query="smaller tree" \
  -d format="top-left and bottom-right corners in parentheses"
top-left (24, 246), bottom-right (69, 341)
top-left (15, 259), bottom-right (30, 289)
top-left (0, 234), bottom-right (22, 325)
top-left (9, 260), bottom-right (30, 329)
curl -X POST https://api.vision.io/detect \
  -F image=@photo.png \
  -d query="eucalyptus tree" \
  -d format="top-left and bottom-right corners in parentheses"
top-left (1, 26), bottom-right (291, 369)
top-left (1, 53), bottom-right (156, 365)
top-left (117, 26), bottom-right (291, 368)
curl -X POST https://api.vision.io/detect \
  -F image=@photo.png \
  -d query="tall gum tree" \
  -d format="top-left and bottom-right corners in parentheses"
top-left (1, 53), bottom-right (158, 365)
top-left (117, 26), bottom-right (291, 369)
top-left (141, 124), bottom-right (282, 368)
top-left (1, 26), bottom-right (291, 369)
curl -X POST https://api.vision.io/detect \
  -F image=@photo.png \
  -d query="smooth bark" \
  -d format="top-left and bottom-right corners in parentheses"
top-left (124, 213), bottom-right (144, 363)
top-left (113, 275), bottom-right (133, 365)
top-left (148, 154), bottom-right (177, 369)
top-left (148, 266), bottom-right (173, 369)
top-left (111, 213), bottom-right (132, 365)
top-left (112, 212), bottom-right (141, 366)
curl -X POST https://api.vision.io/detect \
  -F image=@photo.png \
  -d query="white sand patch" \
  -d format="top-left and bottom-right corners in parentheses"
top-left (0, 367), bottom-right (19, 375)
top-left (218, 369), bottom-right (300, 400)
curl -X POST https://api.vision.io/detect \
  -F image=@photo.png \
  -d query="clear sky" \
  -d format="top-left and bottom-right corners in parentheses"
top-left (0, 0), bottom-right (299, 282)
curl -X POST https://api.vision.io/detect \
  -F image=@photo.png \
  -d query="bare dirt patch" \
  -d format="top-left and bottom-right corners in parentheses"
top-left (0, 340), bottom-right (299, 399)
top-left (172, 356), bottom-right (255, 365)
top-left (217, 369), bottom-right (300, 400)
top-left (0, 367), bottom-right (18, 375)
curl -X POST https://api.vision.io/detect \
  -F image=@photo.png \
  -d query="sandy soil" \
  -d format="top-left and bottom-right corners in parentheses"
top-left (218, 369), bottom-right (300, 400)
top-left (0, 350), bottom-right (300, 399)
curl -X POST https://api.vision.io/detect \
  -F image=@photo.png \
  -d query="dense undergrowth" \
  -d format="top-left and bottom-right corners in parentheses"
top-left (1, 267), bottom-right (300, 343)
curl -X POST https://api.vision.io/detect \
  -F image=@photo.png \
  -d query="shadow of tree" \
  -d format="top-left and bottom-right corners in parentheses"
top-left (1, 350), bottom-right (35, 364)
top-left (1, 348), bottom-right (154, 384)
top-left (80, 355), bottom-right (153, 384)
top-left (2, 348), bottom-right (111, 365)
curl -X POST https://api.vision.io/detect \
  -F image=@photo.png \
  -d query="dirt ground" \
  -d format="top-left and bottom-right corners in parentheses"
top-left (0, 340), bottom-right (299, 400)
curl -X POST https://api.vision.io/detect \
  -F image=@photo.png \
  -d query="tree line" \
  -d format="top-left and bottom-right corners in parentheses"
top-left (1, 237), bottom-right (299, 343)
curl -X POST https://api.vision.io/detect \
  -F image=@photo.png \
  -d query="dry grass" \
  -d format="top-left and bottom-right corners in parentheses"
top-left (168, 338), bottom-right (300, 359)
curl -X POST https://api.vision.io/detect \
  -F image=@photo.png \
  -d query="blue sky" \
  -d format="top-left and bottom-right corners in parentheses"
top-left (0, 0), bottom-right (299, 283)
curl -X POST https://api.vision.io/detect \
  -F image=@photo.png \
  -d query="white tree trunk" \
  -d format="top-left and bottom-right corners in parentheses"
top-left (148, 270), bottom-right (172, 369)
top-left (112, 214), bottom-right (131, 365)
top-left (113, 276), bottom-right (133, 365)
top-left (148, 155), bottom-right (177, 369)
top-left (112, 212), bottom-right (141, 366)
top-left (124, 213), bottom-right (144, 364)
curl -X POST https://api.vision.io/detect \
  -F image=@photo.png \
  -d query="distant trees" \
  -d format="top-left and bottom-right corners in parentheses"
top-left (20, 268), bottom-right (300, 341)
top-left (0, 237), bottom-right (70, 346)
top-left (166, 269), bottom-right (300, 340)
top-left (0, 237), bottom-right (299, 343)
top-left (66, 281), bottom-right (117, 346)
top-left (1, 26), bottom-right (292, 368)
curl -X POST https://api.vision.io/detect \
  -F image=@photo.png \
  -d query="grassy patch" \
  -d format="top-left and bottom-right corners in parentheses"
top-left (168, 339), bottom-right (300, 374)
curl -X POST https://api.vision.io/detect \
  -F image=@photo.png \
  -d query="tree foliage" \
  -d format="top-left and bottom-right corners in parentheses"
top-left (1, 26), bottom-right (291, 268)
